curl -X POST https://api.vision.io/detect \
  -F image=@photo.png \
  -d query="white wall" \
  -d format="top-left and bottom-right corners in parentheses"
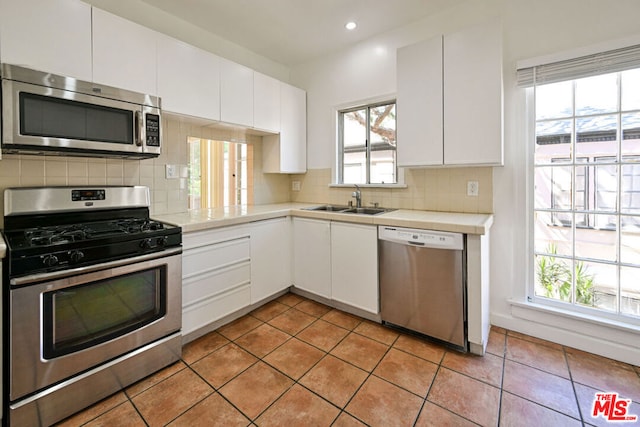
top-left (291, 0), bottom-right (640, 365)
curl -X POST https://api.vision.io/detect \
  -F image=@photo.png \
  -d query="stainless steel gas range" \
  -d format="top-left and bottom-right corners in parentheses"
top-left (1, 186), bottom-right (182, 426)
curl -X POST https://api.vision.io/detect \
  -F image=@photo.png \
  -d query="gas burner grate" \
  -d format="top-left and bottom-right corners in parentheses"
top-left (117, 219), bottom-right (165, 233)
top-left (25, 227), bottom-right (88, 246)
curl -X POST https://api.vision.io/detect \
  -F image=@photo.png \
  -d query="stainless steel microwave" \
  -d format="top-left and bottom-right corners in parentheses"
top-left (1, 64), bottom-right (161, 159)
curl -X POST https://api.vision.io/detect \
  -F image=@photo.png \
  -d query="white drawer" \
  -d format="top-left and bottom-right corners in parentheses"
top-left (182, 225), bottom-right (249, 250)
top-left (182, 284), bottom-right (251, 335)
top-left (182, 237), bottom-right (250, 278)
top-left (182, 261), bottom-right (251, 305)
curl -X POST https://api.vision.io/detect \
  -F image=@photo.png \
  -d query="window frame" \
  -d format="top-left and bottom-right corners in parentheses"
top-left (337, 99), bottom-right (397, 185)
top-left (527, 70), bottom-right (640, 324)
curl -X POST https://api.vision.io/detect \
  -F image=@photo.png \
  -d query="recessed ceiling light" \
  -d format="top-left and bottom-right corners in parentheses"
top-left (345, 21), bottom-right (357, 30)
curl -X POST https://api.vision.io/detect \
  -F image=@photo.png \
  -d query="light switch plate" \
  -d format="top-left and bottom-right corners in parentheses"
top-left (165, 164), bottom-right (179, 179)
top-left (292, 180), bottom-right (301, 191)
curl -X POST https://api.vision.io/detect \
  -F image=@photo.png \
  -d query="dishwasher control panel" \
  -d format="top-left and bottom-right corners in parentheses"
top-left (378, 226), bottom-right (464, 250)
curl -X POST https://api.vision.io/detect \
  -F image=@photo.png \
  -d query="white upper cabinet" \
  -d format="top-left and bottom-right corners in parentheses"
top-left (220, 58), bottom-right (254, 127)
top-left (0, 0), bottom-right (92, 81)
top-left (444, 18), bottom-right (503, 166)
top-left (157, 34), bottom-right (221, 120)
top-left (253, 72), bottom-right (281, 133)
top-left (280, 83), bottom-right (307, 172)
top-left (396, 35), bottom-right (443, 167)
top-left (263, 82), bottom-right (307, 174)
top-left (396, 18), bottom-right (503, 167)
top-left (92, 8), bottom-right (158, 95)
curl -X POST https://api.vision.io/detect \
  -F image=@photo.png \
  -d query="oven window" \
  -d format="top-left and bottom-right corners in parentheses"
top-left (43, 267), bottom-right (166, 358)
top-left (20, 92), bottom-right (134, 144)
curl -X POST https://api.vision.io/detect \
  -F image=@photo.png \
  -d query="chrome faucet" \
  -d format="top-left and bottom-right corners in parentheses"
top-left (352, 185), bottom-right (362, 208)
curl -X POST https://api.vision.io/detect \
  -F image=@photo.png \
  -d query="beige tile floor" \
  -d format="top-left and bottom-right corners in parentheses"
top-left (58, 292), bottom-right (640, 427)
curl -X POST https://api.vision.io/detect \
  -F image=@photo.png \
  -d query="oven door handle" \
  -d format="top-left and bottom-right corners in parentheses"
top-left (10, 247), bottom-right (182, 287)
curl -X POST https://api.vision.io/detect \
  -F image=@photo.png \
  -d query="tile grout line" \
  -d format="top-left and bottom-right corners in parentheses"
top-left (333, 330), bottom-right (396, 426)
top-left (500, 335), bottom-right (585, 425)
top-left (496, 331), bottom-right (507, 427)
top-left (185, 360), bottom-right (255, 424)
top-left (159, 362), bottom-right (218, 426)
top-left (563, 344), bottom-right (586, 425)
top-left (70, 296), bottom-right (637, 426)
top-left (218, 301), bottom-right (363, 424)
top-left (241, 309), bottom-right (356, 424)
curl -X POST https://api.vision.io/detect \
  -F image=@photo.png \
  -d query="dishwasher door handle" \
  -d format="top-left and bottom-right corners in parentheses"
top-left (408, 241), bottom-right (425, 246)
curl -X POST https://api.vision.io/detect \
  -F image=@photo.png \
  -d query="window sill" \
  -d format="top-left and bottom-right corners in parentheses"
top-left (329, 183), bottom-right (408, 189)
top-left (509, 297), bottom-right (640, 334)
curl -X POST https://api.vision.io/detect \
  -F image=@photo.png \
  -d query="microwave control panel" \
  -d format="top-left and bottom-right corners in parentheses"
top-left (145, 114), bottom-right (160, 147)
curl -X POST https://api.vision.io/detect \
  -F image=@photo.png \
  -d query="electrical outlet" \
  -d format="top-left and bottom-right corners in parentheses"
top-left (467, 181), bottom-right (479, 197)
top-left (292, 180), bottom-right (301, 191)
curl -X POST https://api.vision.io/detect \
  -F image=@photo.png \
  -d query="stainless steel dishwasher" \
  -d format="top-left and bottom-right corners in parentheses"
top-left (378, 226), bottom-right (467, 350)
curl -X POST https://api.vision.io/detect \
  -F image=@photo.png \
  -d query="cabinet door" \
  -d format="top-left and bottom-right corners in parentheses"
top-left (157, 34), bottom-right (220, 120)
top-left (396, 35), bottom-right (443, 167)
top-left (92, 8), bottom-right (157, 95)
top-left (250, 217), bottom-right (292, 303)
top-left (253, 72), bottom-right (280, 132)
top-left (220, 58), bottom-right (253, 126)
top-left (280, 83), bottom-right (307, 173)
top-left (444, 18), bottom-right (503, 166)
top-left (263, 83), bottom-right (306, 173)
top-left (292, 218), bottom-right (331, 298)
top-left (331, 222), bottom-right (379, 314)
top-left (0, 0), bottom-right (92, 80)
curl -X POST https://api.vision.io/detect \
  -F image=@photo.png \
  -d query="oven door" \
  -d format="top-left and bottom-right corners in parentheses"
top-left (9, 249), bottom-right (181, 401)
top-left (1, 78), bottom-right (160, 158)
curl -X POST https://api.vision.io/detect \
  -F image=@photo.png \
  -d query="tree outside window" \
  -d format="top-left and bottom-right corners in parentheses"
top-left (338, 101), bottom-right (396, 184)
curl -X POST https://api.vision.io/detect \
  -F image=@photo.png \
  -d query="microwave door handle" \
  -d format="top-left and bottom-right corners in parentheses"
top-left (134, 110), bottom-right (143, 147)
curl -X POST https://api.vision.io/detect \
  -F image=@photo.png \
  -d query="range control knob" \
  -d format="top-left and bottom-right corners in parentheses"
top-left (42, 254), bottom-right (59, 267)
top-left (158, 236), bottom-right (168, 246)
top-left (69, 250), bottom-right (85, 263)
top-left (140, 238), bottom-right (153, 249)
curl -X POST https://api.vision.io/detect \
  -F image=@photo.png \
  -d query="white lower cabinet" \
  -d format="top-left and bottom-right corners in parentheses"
top-left (292, 218), bottom-right (379, 314)
top-left (181, 217), bottom-right (380, 338)
top-left (181, 225), bottom-right (251, 336)
top-left (249, 217), bottom-right (292, 303)
top-left (292, 218), bottom-right (331, 298)
top-left (330, 222), bottom-right (379, 314)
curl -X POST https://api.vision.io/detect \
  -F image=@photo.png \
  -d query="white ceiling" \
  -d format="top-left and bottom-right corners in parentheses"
top-left (138, 0), bottom-right (463, 66)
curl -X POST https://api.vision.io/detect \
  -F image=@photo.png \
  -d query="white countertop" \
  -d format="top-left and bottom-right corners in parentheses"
top-left (153, 203), bottom-right (493, 235)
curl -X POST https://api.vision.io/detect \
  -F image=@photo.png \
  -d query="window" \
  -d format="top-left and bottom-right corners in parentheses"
top-left (528, 62), bottom-right (640, 319)
top-left (187, 138), bottom-right (253, 209)
top-left (338, 101), bottom-right (397, 184)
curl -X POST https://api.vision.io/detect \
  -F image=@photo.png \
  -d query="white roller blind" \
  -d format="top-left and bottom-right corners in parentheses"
top-left (517, 44), bottom-right (640, 87)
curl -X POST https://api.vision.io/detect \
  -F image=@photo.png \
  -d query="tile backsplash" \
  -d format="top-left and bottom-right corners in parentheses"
top-left (0, 115), bottom-right (492, 229)
top-left (0, 116), bottom-right (290, 228)
top-left (290, 167), bottom-right (493, 214)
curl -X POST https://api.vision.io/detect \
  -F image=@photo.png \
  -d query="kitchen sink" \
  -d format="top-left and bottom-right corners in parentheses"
top-left (343, 207), bottom-right (391, 215)
top-left (303, 205), bottom-right (394, 215)
top-left (304, 204), bottom-right (351, 212)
